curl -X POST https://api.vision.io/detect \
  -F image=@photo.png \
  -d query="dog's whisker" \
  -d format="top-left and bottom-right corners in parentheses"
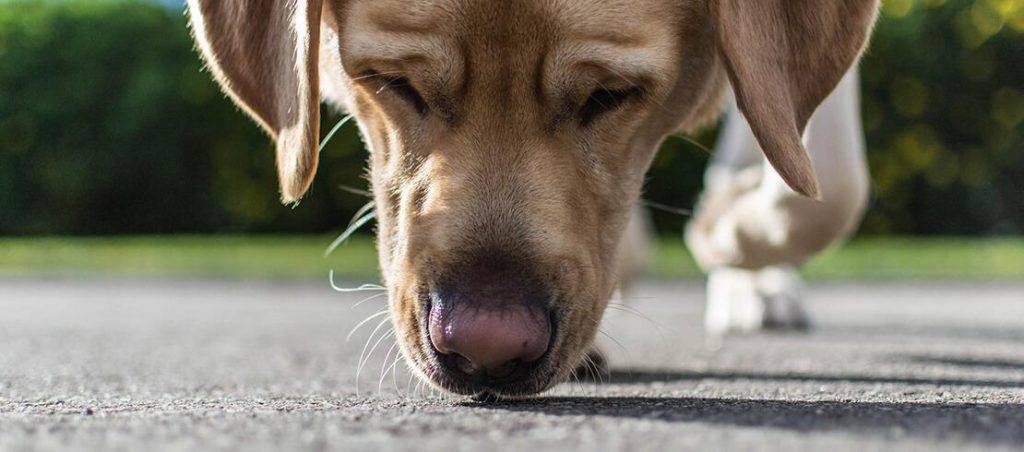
top-left (567, 364), bottom-right (586, 394)
top-left (349, 70), bottom-right (406, 82)
top-left (375, 76), bottom-right (403, 94)
top-left (351, 291), bottom-right (389, 310)
top-left (346, 200), bottom-right (378, 231)
top-left (355, 318), bottom-right (393, 394)
top-left (324, 210), bottom-right (377, 257)
top-left (602, 303), bottom-right (675, 366)
top-left (609, 301), bottom-right (654, 311)
top-left (329, 271), bottom-right (385, 292)
top-left (642, 199), bottom-right (692, 217)
top-left (577, 353), bottom-right (596, 383)
top-left (598, 329), bottom-right (630, 364)
top-left (339, 184), bottom-right (373, 198)
top-left (405, 361), bottom-right (417, 396)
top-left (581, 354), bottom-right (601, 384)
top-left (667, 132), bottom-right (713, 154)
top-left (324, 201), bottom-right (377, 258)
top-left (605, 303), bottom-right (671, 342)
top-left (378, 341), bottom-right (400, 394)
top-left (357, 329), bottom-right (394, 395)
top-left (608, 303), bottom-right (676, 365)
top-left (590, 356), bottom-right (606, 385)
top-left (359, 328), bottom-right (394, 375)
top-left (587, 355), bottom-right (602, 384)
top-left (606, 303), bottom-right (663, 327)
top-left (318, 114), bottom-right (354, 153)
top-left (391, 354), bottom-right (406, 396)
top-left (346, 309), bottom-right (389, 342)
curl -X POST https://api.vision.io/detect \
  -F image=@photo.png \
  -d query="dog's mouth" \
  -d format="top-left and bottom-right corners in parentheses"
top-left (413, 290), bottom-right (563, 398)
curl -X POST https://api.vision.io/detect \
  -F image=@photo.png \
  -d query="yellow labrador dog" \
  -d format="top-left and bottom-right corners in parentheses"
top-left (187, 0), bottom-right (879, 398)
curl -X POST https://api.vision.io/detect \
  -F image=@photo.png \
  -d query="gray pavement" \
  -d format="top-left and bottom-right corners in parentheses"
top-left (1, 278), bottom-right (1023, 451)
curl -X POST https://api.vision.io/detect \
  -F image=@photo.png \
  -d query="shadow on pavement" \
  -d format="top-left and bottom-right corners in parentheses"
top-left (901, 355), bottom-right (1024, 371)
top-left (470, 395), bottom-right (1024, 445)
top-left (822, 324), bottom-right (1024, 343)
top-left (596, 368), bottom-right (1024, 389)
top-left (466, 366), bottom-right (1024, 444)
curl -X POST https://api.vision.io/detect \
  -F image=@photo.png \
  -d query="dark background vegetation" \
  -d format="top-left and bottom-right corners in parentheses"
top-left (1, 0), bottom-right (1021, 237)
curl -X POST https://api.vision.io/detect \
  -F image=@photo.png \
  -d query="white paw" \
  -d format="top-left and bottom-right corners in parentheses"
top-left (704, 267), bottom-right (765, 335)
top-left (704, 265), bottom-right (810, 335)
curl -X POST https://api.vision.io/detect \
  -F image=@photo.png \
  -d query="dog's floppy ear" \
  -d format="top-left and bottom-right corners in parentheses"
top-left (714, 0), bottom-right (879, 199)
top-left (187, 0), bottom-right (323, 203)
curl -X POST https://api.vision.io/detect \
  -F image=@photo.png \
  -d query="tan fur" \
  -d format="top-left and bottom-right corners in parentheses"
top-left (188, 0), bottom-right (880, 396)
top-left (714, 0), bottom-right (879, 198)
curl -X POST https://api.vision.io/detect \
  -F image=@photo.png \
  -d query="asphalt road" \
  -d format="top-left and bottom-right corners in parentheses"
top-left (2, 278), bottom-right (1023, 451)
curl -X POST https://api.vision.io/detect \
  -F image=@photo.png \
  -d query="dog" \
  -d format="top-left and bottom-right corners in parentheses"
top-left (187, 0), bottom-right (879, 398)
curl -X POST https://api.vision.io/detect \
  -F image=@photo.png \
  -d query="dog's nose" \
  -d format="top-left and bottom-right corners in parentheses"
top-left (427, 254), bottom-right (553, 380)
top-left (429, 300), bottom-right (551, 378)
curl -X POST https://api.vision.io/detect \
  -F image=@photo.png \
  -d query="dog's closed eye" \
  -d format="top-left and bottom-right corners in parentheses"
top-left (579, 86), bottom-right (643, 127)
top-left (365, 70), bottom-right (430, 115)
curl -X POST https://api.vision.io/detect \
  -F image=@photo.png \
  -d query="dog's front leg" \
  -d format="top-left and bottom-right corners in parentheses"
top-left (687, 70), bottom-right (869, 335)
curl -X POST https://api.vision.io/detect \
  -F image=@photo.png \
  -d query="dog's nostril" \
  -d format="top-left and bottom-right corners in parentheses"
top-left (444, 353), bottom-right (520, 379)
top-left (452, 353), bottom-right (479, 375)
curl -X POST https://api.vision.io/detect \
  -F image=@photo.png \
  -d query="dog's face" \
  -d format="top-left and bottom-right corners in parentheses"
top-left (188, 0), bottom-right (879, 397)
top-left (327, 0), bottom-right (722, 396)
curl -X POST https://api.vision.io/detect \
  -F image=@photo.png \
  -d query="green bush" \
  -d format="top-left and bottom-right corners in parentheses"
top-left (0, 0), bottom-right (367, 235)
top-left (0, 0), bottom-right (1020, 236)
top-left (858, 0), bottom-right (1024, 235)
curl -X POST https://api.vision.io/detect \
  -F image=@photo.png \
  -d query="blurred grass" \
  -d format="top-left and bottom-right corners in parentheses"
top-left (0, 235), bottom-right (1021, 280)
top-left (0, 235), bottom-right (380, 280)
top-left (657, 237), bottom-right (1024, 280)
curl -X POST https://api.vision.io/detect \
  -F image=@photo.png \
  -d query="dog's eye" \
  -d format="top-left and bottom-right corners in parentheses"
top-left (579, 86), bottom-right (642, 126)
top-left (367, 71), bottom-right (430, 115)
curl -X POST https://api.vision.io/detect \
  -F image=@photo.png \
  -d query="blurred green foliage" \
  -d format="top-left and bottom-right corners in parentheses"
top-left (858, 0), bottom-right (1024, 234)
top-left (0, 0), bottom-right (366, 234)
top-left (0, 0), bottom-right (1021, 236)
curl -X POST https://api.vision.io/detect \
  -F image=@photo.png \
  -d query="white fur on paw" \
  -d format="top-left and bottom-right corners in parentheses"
top-left (705, 267), bottom-right (765, 335)
top-left (704, 265), bottom-right (810, 335)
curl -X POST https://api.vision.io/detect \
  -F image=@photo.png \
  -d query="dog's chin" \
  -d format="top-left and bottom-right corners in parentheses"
top-left (411, 340), bottom-right (562, 399)
top-left (409, 331), bottom-right (564, 398)
top-left (421, 362), bottom-right (560, 399)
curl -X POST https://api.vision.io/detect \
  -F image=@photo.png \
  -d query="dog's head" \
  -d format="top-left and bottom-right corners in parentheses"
top-left (188, 0), bottom-right (878, 397)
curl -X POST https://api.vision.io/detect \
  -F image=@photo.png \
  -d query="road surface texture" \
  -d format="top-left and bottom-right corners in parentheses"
top-left (1, 278), bottom-right (1023, 451)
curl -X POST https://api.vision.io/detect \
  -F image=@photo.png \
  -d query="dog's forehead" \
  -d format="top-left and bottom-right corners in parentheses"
top-left (347, 0), bottom-right (675, 50)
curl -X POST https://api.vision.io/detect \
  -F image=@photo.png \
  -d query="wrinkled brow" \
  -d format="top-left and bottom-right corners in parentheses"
top-left (361, 0), bottom-right (459, 35)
